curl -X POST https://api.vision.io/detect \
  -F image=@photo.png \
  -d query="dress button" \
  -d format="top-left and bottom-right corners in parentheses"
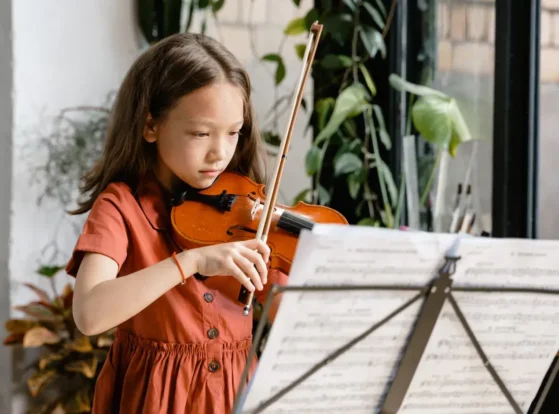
top-left (203, 292), bottom-right (214, 303)
top-left (209, 361), bottom-right (220, 372)
top-left (207, 328), bottom-right (219, 339)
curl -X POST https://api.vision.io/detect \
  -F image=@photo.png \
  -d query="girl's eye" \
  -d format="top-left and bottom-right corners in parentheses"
top-left (192, 132), bottom-right (209, 138)
top-left (229, 131), bottom-right (240, 137)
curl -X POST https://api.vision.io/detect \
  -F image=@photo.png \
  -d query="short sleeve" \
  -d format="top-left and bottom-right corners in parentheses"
top-left (66, 184), bottom-right (130, 277)
top-left (255, 269), bottom-right (288, 304)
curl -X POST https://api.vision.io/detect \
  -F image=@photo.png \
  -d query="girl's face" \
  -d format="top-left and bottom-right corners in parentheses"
top-left (143, 81), bottom-right (244, 190)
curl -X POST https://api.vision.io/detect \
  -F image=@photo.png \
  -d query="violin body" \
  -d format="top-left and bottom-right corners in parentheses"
top-left (171, 171), bottom-right (348, 275)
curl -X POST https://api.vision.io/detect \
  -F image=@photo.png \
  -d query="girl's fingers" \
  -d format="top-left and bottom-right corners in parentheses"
top-left (241, 239), bottom-right (270, 263)
top-left (233, 254), bottom-right (263, 291)
top-left (239, 246), bottom-right (268, 285)
top-left (228, 259), bottom-right (256, 292)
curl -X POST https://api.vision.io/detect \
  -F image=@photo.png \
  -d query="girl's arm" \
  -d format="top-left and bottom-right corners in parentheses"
top-left (73, 238), bottom-right (270, 336)
top-left (73, 250), bottom-right (196, 336)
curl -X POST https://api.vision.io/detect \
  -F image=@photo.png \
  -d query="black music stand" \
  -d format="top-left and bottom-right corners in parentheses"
top-left (231, 247), bottom-right (559, 414)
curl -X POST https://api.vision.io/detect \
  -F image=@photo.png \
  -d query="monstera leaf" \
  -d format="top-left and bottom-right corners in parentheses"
top-left (389, 74), bottom-right (474, 156)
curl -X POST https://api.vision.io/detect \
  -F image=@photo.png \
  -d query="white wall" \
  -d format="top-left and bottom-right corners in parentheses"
top-left (9, 0), bottom-right (311, 411)
top-left (10, 0), bottom-right (141, 311)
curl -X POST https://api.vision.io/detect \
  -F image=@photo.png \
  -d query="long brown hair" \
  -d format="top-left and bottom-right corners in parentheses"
top-left (69, 33), bottom-right (267, 215)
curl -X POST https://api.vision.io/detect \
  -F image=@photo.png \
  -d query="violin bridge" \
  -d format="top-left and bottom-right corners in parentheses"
top-left (251, 197), bottom-right (260, 220)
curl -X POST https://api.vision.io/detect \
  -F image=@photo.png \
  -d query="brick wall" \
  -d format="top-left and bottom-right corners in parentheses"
top-left (438, 0), bottom-right (559, 82)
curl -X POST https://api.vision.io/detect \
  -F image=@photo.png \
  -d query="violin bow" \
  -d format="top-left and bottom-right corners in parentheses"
top-left (240, 21), bottom-right (324, 316)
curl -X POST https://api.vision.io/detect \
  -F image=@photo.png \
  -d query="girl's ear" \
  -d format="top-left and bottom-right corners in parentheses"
top-left (143, 113), bottom-right (157, 143)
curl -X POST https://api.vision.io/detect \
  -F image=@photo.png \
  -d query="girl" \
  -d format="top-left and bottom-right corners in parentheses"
top-left (66, 32), bottom-right (289, 413)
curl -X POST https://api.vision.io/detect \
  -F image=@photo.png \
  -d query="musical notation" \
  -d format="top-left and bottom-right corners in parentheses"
top-left (238, 226), bottom-right (559, 414)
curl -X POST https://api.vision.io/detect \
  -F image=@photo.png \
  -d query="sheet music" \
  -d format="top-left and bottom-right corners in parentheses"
top-left (400, 236), bottom-right (559, 413)
top-left (237, 225), bottom-right (559, 414)
top-left (240, 226), bottom-right (456, 413)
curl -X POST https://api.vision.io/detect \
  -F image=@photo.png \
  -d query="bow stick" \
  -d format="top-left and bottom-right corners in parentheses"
top-left (239, 21), bottom-right (324, 316)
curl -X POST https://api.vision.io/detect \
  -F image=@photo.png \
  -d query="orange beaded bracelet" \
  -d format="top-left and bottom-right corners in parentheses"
top-left (172, 252), bottom-right (187, 285)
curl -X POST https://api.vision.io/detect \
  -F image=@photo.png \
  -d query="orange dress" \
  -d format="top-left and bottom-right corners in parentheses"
top-left (66, 172), bottom-right (288, 413)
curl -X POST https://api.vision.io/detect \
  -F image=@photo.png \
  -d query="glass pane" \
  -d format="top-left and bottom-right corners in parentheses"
top-left (428, 0), bottom-right (495, 235)
top-left (537, 3), bottom-right (559, 238)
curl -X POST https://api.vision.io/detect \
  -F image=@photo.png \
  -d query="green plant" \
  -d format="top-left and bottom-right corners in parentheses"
top-left (259, 0), bottom-right (474, 229)
top-left (31, 100), bottom-right (113, 208)
top-left (4, 266), bottom-right (114, 414)
top-left (388, 74), bottom-right (473, 206)
top-left (137, 0), bottom-right (225, 41)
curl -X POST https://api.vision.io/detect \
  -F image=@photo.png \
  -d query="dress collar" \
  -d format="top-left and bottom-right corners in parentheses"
top-left (135, 171), bottom-right (172, 231)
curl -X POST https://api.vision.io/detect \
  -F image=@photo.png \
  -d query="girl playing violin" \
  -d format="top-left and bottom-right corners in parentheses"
top-left (66, 32), bottom-right (288, 414)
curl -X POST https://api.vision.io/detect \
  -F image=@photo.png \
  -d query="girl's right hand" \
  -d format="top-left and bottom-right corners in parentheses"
top-left (186, 239), bottom-right (270, 292)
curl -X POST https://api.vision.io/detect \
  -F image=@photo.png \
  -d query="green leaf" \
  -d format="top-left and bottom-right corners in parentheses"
top-left (363, 2), bottom-right (385, 30)
top-left (323, 13), bottom-right (353, 45)
top-left (284, 17), bottom-right (307, 35)
top-left (448, 99), bottom-right (473, 156)
top-left (341, 119), bottom-right (358, 138)
top-left (305, 145), bottom-right (322, 175)
top-left (334, 153), bottom-right (363, 176)
top-left (372, 105), bottom-right (390, 150)
top-left (315, 83), bottom-right (370, 144)
top-left (358, 63), bottom-right (376, 96)
top-left (388, 74), bottom-right (448, 98)
top-left (342, 0), bottom-right (357, 12)
top-left (211, 0), bottom-right (225, 13)
top-left (37, 265), bottom-right (64, 278)
top-left (321, 54), bottom-right (353, 70)
top-left (348, 173), bottom-right (361, 199)
top-left (374, 0), bottom-right (388, 19)
top-left (261, 54), bottom-right (286, 85)
top-left (317, 185), bottom-right (331, 205)
top-left (292, 0), bottom-right (301, 6)
top-left (411, 95), bottom-right (453, 145)
top-left (137, 0), bottom-right (156, 43)
top-left (163, 0), bottom-right (183, 36)
top-left (292, 188), bottom-right (311, 204)
top-left (378, 158), bottom-right (398, 207)
top-left (357, 218), bottom-right (379, 226)
top-left (347, 168), bottom-right (366, 199)
top-left (294, 43), bottom-right (306, 59)
top-left (315, 97), bottom-right (335, 130)
top-left (334, 137), bottom-right (360, 164)
top-left (359, 25), bottom-right (386, 59)
top-left (262, 131), bottom-right (281, 147)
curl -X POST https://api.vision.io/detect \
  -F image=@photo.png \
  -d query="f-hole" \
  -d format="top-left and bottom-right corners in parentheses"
top-left (227, 225), bottom-right (257, 236)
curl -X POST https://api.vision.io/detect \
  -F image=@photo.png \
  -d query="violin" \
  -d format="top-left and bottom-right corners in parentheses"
top-left (170, 22), bottom-right (348, 315)
top-left (171, 171), bottom-right (347, 275)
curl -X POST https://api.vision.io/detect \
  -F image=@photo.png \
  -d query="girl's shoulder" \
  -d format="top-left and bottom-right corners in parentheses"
top-left (98, 181), bottom-right (134, 201)
top-left (91, 174), bottom-right (169, 231)
top-left (92, 181), bottom-right (138, 213)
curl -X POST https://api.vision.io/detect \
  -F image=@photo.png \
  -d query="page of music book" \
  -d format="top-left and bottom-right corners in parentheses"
top-left (238, 224), bottom-right (559, 414)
